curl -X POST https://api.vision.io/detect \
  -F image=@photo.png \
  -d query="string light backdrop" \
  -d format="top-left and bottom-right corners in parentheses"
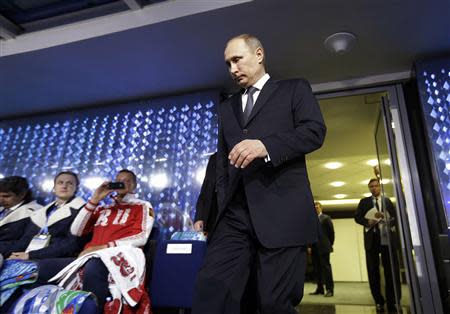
top-left (0, 90), bottom-right (219, 239)
top-left (417, 59), bottom-right (450, 226)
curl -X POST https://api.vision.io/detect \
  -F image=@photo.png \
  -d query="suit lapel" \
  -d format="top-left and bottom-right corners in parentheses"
top-left (230, 93), bottom-right (245, 129)
top-left (244, 79), bottom-right (277, 127)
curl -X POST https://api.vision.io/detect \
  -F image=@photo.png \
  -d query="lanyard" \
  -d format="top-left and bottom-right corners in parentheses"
top-left (0, 208), bottom-right (11, 220)
top-left (40, 203), bottom-right (58, 234)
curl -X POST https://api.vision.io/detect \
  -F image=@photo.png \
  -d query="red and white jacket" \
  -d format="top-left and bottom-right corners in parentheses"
top-left (71, 194), bottom-right (154, 249)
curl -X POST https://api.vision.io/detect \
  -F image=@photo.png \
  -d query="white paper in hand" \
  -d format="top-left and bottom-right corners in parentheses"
top-left (364, 207), bottom-right (381, 231)
top-left (365, 207), bottom-right (381, 220)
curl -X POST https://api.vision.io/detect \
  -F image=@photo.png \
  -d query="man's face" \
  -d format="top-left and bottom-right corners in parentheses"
top-left (115, 172), bottom-right (136, 196)
top-left (0, 191), bottom-right (24, 208)
top-left (314, 202), bottom-right (322, 215)
top-left (368, 180), bottom-right (381, 197)
top-left (224, 38), bottom-right (265, 88)
top-left (54, 174), bottom-right (77, 201)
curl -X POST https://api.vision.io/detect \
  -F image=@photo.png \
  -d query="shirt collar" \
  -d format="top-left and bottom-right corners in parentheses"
top-left (248, 73), bottom-right (270, 92)
top-left (9, 201), bottom-right (24, 211)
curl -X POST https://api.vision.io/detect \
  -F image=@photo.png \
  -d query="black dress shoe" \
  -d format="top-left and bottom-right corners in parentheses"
top-left (324, 290), bottom-right (334, 297)
top-left (376, 304), bottom-right (385, 312)
top-left (308, 290), bottom-right (324, 295)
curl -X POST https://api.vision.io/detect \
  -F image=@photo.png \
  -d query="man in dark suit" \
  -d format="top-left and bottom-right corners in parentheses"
top-left (192, 34), bottom-right (326, 314)
top-left (194, 153), bottom-right (218, 234)
top-left (355, 178), bottom-right (401, 313)
top-left (309, 201), bottom-right (335, 297)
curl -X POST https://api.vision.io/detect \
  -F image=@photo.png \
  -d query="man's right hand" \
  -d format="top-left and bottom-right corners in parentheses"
top-left (90, 181), bottom-right (112, 204)
top-left (194, 220), bottom-right (204, 232)
top-left (368, 219), bottom-right (379, 227)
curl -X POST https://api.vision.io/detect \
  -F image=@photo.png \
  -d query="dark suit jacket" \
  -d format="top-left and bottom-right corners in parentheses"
top-left (0, 200), bottom-right (42, 255)
top-left (194, 153), bottom-right (218, 233)
top-left (216, 78), bottom-right (326, 248)
top-left (354, 196), bottom-right (396, 251)
top-left (316, 213), bottom-right (334, 254)
top-left (4, 197), bottom-right (87, 259)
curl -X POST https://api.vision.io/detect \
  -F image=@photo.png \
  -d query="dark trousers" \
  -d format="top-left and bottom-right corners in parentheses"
top-left (365, 241), bottom-right (401, 307)
top-left (37, 257), bottom-right (76, 283)
top-left (311, 249), bottom-right (334, 292)
top-left (192, 196), bottom-right (306, 314)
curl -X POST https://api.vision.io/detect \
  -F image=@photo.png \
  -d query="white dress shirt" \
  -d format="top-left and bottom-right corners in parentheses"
top-left (241, 73), bottom-right (271, 111)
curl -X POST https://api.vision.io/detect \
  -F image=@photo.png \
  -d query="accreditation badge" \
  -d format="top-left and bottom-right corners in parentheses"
top-left (25, 233), bottom-right (51, 253)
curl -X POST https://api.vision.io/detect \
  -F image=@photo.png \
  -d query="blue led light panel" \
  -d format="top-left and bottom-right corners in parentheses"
top-left (416, 58), bottom-right (450, 227)
top-left (0, 90), bottom-right (219, 240)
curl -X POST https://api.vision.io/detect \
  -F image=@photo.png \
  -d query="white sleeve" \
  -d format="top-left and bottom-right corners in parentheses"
top-left (70, 200), bottom-right (97, 236)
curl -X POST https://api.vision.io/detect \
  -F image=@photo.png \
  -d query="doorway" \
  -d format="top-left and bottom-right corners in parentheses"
top-left (297, 85), bottom-right (442, 314)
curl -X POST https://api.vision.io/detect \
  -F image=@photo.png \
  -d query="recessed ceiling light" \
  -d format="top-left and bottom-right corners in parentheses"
top-left (323, 32), bottom-right (357, 54)
top-left (363, 193), bottom-right (372, 197)
top-left (334, 194), bottom-right (347, 199)
top-left (330, 181), bottom-right (345, 187)
top-left (318, 199), bottom-right (361, 206)
top-left (381, 178), bottom-right (391, 184)
top-left (324, 162), bottom-right (343, 169)
top-left (366, 159), bottom-right (378, 166)
top-left (361, 179), bottom-right (371, 185)
top-left (383, 159), bottom-right (391, 165)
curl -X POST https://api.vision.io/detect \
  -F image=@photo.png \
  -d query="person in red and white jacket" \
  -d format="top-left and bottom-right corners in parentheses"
top-left (69, 169), bottom-right (154, 312)
top-left (39, 169), bottom-right (154, 313)
top-left (72, 170), bottom-right (154, 254)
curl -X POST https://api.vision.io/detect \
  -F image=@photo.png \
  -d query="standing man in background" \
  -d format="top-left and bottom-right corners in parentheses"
top-left (193, 152), bottom-right (218, 234)
top-left (192, 34), bottom-right (326, 314)
top-left (309, 201), bottom-right (335, 297)
top-left (355, 178), bottom-right (401, 313)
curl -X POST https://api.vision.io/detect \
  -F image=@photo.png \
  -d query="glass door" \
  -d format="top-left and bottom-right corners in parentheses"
top-left (374, 100), bottom-right (407, 313)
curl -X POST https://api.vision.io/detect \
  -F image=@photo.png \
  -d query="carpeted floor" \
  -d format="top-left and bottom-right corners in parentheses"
top-left (299, 281), bottom-right (410, 309)
top-left (296, 303), bottom-right (411, 314)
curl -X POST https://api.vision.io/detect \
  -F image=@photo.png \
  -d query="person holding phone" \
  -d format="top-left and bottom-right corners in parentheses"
top-left (40, 169), bottom-right (155, 313)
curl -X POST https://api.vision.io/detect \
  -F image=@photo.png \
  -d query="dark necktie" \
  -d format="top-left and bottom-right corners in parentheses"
top-left (243, 86), bottom-right (258, 123)
top-left (0, 208), bottom-right (11, 220)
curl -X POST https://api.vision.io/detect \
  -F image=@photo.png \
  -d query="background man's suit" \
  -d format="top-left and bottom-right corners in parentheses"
top-left (311, 213), bottom-right (334, 294)
top-left (193, 77), bottom-right (326, 314)
top-left (194, 153), bottom-right (218, 233)
top-left (354, 195), bottom-right (401, 309)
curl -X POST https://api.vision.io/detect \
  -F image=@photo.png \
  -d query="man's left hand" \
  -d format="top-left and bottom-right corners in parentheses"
top-left (229, 139), bottom-right (268, 168)
top-left (8, 252), bottom-right (29, 260)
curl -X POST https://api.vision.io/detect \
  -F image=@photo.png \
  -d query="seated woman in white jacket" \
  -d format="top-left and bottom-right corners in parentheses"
top-left (0, 176), bottom-right (42, 258)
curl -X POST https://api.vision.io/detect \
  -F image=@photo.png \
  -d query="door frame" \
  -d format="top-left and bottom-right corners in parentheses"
top-left (315, 84), bottom-right (443, 314)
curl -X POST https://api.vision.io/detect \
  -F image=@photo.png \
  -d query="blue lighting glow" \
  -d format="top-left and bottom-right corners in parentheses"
top-left (0, 91), bottom-right (219, 240)
top-left (417, 59), bottom-right (450, 226)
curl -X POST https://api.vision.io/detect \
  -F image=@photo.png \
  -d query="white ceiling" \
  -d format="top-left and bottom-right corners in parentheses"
top-left (0, 0), bottom-right (449, 118)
